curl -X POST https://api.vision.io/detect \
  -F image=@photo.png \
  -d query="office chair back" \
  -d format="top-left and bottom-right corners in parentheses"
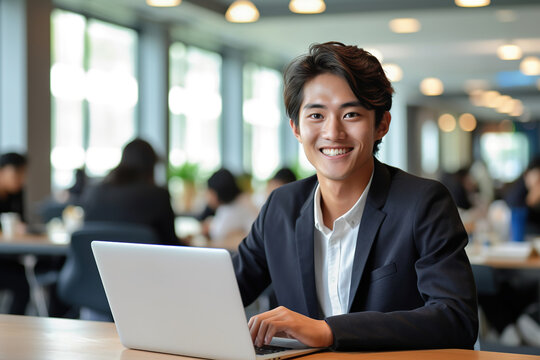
top-left (57, 222), bottom-right (159, 316)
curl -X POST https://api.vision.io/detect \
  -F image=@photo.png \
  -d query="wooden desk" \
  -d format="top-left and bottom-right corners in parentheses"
top-left (0, 315), bottom-right (539, 360)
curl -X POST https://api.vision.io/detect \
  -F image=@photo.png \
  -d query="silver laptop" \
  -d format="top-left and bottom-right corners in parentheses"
top-left (91, 241), bottom-right (320, 360)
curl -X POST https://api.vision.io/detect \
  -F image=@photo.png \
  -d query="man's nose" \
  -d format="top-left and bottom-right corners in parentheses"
top-left (322, 115), bottom-right (345, 140)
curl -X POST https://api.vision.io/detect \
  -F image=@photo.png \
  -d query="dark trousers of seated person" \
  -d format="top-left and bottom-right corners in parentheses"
top-left (0, 259), bottom-right (30, 315)
top-left (478, 277), bottom-right (538, 334)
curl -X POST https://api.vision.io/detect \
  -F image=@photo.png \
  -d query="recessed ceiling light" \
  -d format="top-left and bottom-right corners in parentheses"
top-left (497, 44), bottom-right (522, 60)
top-left (382, 63), bottom-right (403, 82)
top-left (289, 0), bottom-right (326, 14)
top-left (420, 78), bottom-right (443, 96)
top-left (389, 18), bottom-right (421, 34)
top-left (496, 95), bottom-right (514, 114)
top-left (481, 90), bottom-right (500, 107)
top-left (458, 113), bottom-right (477, 132)
top-left (455, 0), bottom-right (490, 7)
top-left (509, 99), bottom-right (523, 117)
top-left (146, 0), bottom-right (181, 7)
top-left (520, 56), bottom-right (540, 76)
top-left (495, 95), bottom-right (512, 113)
top-left (438, 114), bottom-right (456, 133)
top-left (225, 0), bottom-right (260, 23)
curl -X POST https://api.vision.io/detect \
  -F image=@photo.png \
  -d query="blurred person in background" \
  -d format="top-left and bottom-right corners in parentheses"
top-left (0, 152), bottom-right (27, 222)
top-left (440, 166), bottom-right (483, 233)
top-left (0, 152), bottom-right (29, 314)
top-left (82, 138), bottom-right (182, 246)
top-left (504, 155), bottom-right (540, 235)
top-left (266, 167), bottom-right (297, 196)
top-left (201, 168), bottom-right (258, 242)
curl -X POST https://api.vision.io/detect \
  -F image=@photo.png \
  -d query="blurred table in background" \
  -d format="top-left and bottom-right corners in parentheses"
top-left (0, 231), bottom-right (69, 256)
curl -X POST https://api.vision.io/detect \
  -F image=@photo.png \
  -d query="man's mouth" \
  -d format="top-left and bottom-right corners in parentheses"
top-left (320, 147), bottom-right (353, 157)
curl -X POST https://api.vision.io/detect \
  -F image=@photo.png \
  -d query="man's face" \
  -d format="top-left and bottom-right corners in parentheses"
top-left (290, 73), bottom-right (389, 184)
top-left (0, 165), bottom-right (26, 194)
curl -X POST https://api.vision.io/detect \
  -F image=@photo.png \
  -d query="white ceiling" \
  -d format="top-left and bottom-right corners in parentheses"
top-left (56, 0), bottom-right (540, 122)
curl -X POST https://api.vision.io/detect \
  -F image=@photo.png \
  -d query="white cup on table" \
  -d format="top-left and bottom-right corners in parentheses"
top-left (1, 212), bottom-right (21, 239)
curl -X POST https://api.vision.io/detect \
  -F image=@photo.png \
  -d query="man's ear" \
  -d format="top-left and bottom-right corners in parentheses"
top-left (290, 119), bottom-right (302, 143)
top-left (375, 111), bottom-right (391, 140)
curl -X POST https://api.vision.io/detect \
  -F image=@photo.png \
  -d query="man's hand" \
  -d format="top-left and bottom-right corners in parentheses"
top-left (248, 306), bottom-right (333, 348)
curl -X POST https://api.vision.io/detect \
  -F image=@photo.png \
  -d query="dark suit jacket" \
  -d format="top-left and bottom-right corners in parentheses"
top-left (82, 182), bottom-right (179, 246)
top-left (233, 159), bottom-right (478, 351)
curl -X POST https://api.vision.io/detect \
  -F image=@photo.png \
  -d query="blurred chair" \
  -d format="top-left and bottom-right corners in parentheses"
top-left (57, 222), bottom-right (159, 321)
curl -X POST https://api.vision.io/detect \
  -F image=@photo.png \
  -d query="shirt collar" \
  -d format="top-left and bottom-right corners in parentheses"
top-left (313, 171), bottom-right (374, 234)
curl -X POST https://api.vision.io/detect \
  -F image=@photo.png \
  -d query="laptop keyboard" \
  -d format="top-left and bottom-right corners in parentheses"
top-left (254, 344), bottom-right (292, 355)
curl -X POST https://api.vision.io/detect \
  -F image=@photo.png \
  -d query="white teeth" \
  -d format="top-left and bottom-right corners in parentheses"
top-left (322, 148), bottom-right (350, 156)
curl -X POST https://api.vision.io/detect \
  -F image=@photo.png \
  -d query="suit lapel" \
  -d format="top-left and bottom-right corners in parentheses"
top-left (348, 159), bottom-right (390, 311)
top-left (295, 185), bottom-right (320, 318)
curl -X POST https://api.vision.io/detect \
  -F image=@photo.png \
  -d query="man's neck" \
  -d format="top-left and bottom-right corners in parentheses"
top-left (318, 161), bottom-right (374, 230)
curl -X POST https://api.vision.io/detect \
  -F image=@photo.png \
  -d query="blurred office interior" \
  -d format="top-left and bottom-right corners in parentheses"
top-left (1, 0), bottom-right (539, 217)
top-left (1, 0), bottom-right (540, 353)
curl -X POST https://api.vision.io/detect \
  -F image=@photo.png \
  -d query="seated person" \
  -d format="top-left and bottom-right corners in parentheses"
top-left (233, 42), bottom-right (478, 350)
top-left (266, 167), bottom-right (297, 196)
top-left (81, 139), bottom-right (181, 246)
top-left (201, 168), bottom-right (258, 242)
top-left (0, 152), bottom-right (29, 314)
top-left (504, 155), bottom-right (540, 235)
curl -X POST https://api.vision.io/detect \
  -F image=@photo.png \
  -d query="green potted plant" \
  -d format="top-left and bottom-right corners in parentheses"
top-left (168, 162), bottom-right (199, 211)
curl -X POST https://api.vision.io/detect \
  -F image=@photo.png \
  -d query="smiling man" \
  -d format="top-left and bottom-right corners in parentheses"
top-left (233, 42), bottom-right (478, 351)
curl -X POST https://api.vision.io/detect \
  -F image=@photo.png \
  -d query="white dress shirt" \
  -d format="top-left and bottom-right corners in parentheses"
top-left (313, 174), bottom-right (373, 317)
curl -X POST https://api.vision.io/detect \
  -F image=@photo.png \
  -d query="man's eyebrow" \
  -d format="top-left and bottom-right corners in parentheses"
top-left (303, 103), bottom-right (326, 110)
top-left (340, 101), bottom-right (364, 108)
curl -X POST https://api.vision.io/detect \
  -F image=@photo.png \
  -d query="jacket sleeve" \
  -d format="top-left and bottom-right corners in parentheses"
top-left (325, 182), bottom-right (479, 350)
top-left (232, 192), bottom-right (273, 307)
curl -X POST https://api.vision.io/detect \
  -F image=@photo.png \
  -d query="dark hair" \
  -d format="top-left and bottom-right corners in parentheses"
top-left (207, 168), bottom-right (241, 204)
top-left (527, 155), bottom-right (540, 172)
top-left (271, 167), bottom-right (297, 184)
top-left (105, 138), bottom-right (157, 185)
top-left (0, 152), bottom-right (27, 169)
top-left (283, 41), bottom-right (394, 153)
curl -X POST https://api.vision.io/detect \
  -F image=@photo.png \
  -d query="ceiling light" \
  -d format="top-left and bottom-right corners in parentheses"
top-left (520, 56), bottom-right (540, 76)
top-left (420, 78), bottom-right (444, 96)
top-left (495, 95), bottom-right (512, 113)
top-left (225, 0), bottom-right (260, 23)
top-left (389, 18), bottom-right (421, 34)
top-left (458, 113), bottom-right (477, 132)
top-left (509, 100), bottom-right (523, 117)
top-left (497, 44), bottom-right (522, 60)
top-left (438, 114), bottom-right (456, 133)
top-left (481, 90), bottom-right (500, 107)
top-left (289, 0), bottom-right (326, 14)
top-left (382, 63), bottom-right (403, 82)
top-left (455, 0), bottom-right (490, 7)
top-left (146, 0), bottom-right (181, 7)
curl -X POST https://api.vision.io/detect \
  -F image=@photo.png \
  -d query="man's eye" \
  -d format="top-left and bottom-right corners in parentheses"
top-left (344, 112), bottom-right (359, 119)
top-left (308, 113), bottom-right (323, 120)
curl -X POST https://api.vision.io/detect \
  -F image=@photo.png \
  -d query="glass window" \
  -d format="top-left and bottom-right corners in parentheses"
top-left (169, 43), bottom-right (222, 175)
top-left (421, 120), bottom-right (439, 175)
top-left (243, 63), bottom-right (281, 180)
top-left (50, 9), bottom-right (138, 189)
top-left (86, 19), bottom-right (138, 177)
top-left (480, 131), bottom-right (529, 182)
